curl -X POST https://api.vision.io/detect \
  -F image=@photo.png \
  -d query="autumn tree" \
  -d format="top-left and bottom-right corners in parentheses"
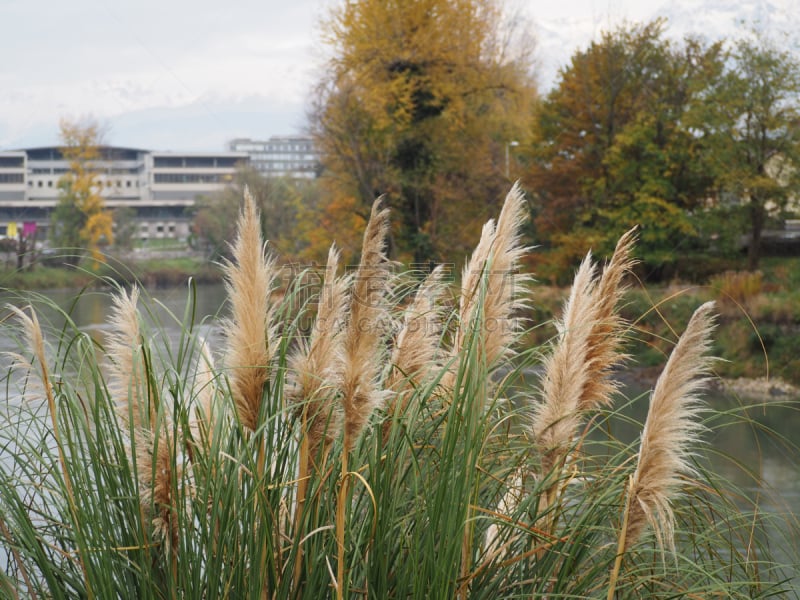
top-left (50, 118), bottom-right (113, 266)
top-left (525, 21), bottom-right (721, 280)
top-left (690, 33), bottom-right (800, 270)
top-left (311, 0), bottom-right (537, 263)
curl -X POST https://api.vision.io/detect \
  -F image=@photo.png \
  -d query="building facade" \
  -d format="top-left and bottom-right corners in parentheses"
top-left (0, 146), bottom-right (249, 242)
top-left (228, 136), bottom-right (320, 179)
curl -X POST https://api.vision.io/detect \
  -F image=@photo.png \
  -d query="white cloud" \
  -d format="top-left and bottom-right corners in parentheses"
top-left (1, 0), bottom-right (796, 150)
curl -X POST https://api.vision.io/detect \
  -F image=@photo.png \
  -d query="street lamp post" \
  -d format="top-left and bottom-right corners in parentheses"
top-left (505, 140), bottom-right (519, 179)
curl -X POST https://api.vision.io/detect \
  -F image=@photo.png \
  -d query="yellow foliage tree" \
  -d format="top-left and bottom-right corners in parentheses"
top-left (51, 118), bottom-right (113, 266)
top-left (311, 0), bottom-right (537, 263)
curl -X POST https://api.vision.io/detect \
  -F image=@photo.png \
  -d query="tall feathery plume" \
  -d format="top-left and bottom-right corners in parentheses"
top-left (382, 265), bottom-right (447, 439)
top-left (440, 219), bottom-right (495, 392)
top-left (221, 187), bottom-right (278, 432)
top-left (288, 243), bottom-right (348, 460)
top-left (106, 286), bottom-right (152, 431)
top-left (288, 244), bottom-right (349, 589)
top-left (6, 305), bottom-right (91, 594)
top-left (482, 182), bottom-right (531, 369)
top-left (624, 301), bottom-right (716, 552)
top-left (337, 198), bottom-right (390, 600)
top-left (339, 198), bottom-right (390, 447)
top-left (608, 302), bottom-right (716, 599)
top-left (577, 228), bottom-right (637, 412)
top-left (135, 426), bottom-right (182, 553)
top-left (105, 288), bottom-right (186, 553)
top-left (531, 254), bottom-right (599, 475)
top-left (443, 184), bottom-right (530, 392)
top-left (530, 230), bottom-right (635, 527)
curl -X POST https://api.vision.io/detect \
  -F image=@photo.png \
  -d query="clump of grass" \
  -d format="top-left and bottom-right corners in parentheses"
top-left (710, 270), bottom-right (763, 315)
top-left (1, 186), bottom-right (797, 599)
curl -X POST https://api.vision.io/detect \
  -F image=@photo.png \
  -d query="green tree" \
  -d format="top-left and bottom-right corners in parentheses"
top-left (50, 118), bottom-right (113, 266)
top-left (525, 21), bottom-right (721, 280)
top-left (191, 165), bottom-right (305, 260)
top-left (691, 33), bottom-right (800, 270)
top-left (311, 0), bottom-right (537, 263)
top-left (111, 206), bottom-right (138, 251)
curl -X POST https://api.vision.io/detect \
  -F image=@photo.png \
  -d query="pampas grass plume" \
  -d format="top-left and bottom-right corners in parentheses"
top-left (221, 187), bottom-right (278, 432)
top-left (623, 301), bottom-right (717, 552)
top-left (340, 198), bottom-right (390, 447)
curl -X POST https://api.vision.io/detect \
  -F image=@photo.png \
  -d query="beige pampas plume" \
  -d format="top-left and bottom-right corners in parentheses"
top-left (531, 229), bottom-right (635, 502)
top-left (340, 198), bottom-right (390, 448)
top-left (387, 264), bottom-right (447, 393)
top-left (136, 427), bottom-right (182, 551)
top-left (337, 198), bottom-right (391, 597)
top-left (105, 286), bottom-right (152, 431)
top-left (382, 265), bottom-right (447, 439)
top-left (288, 243), bottom-right (348, 458)
top-left (289, 243), bottom-right (349, 588)
top-left (608, 301), bottom-right (716, 599)
top-left (623, 301), bottom-right (717, 553)
top-left (221, 187), bottom-right (278, 432)
top-left (531, 253), bottom-right (599, 474)
top-left (451, 218), bottom-right (496, 368)
top-left (482, 182), bottom-right (531, 369)
top-left (578, 227), bottom-right (637, 412)
top-left (6, 305), bottom-right (88, 583)
top-left (444, 183), bottom-right (530, 392)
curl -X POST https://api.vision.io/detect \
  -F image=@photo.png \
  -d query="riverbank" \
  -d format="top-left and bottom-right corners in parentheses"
top-left (3, 254), bottom-right (799, 387)
top-left (0, 254), bottom-right (223, 290)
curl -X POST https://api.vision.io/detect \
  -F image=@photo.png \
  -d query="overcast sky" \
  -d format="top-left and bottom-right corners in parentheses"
top-left (0, 0), bottom-right (789, 151)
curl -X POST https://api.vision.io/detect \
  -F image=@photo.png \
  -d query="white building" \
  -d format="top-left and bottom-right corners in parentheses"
top-left (0, 146), bottom-right (248, 242)
top-left (228, 136), bottom-right (320, 179)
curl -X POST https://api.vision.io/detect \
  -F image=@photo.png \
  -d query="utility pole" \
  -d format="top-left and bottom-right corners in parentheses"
top-left (505, 140), bottom-right (519, 179)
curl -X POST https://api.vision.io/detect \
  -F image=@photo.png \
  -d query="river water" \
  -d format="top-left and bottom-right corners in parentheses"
top-left (1, 282), bottom-right (798, 578)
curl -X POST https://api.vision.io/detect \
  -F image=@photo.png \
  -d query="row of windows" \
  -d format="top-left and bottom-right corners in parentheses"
top-left (254, 163), bottom-right (316, 171)
top-left (30, 166), bottom-right (141, 175)
top-left (26, 179), bottom-right (140, 188)
top-left (139, 223), bottom-right (176, 233)
top-left (154, 173), bottom-right (233, 184)
top-left (0, 174), bottom-right (24, 183)
top-left (234, 143), bottom-right (313, 153)
top-left (31, 167), bottom-right (69, 175)
top-left (0, 157), bottom-right (24, 168)
top-left (250, 153), bottom-right (317, 161)
top-left (153, 157), bottom-right (241, 169)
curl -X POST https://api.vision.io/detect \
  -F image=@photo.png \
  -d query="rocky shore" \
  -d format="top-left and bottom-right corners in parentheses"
top-left (711, 376), bottom-right (800, 402)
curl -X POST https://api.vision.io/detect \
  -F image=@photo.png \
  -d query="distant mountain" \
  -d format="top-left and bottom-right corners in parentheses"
top-left (534, 0), bottom-right (800, 91)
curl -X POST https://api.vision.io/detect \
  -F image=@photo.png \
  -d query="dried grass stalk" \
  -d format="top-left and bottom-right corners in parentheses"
top-left (387, 264), bottom-right (447, 393)
top-left (607, 302), bottom-right (716, 599)
top-left (221, 187), bottom-right (278, 432)
top-left (532, 229), bottom-right (634, 485)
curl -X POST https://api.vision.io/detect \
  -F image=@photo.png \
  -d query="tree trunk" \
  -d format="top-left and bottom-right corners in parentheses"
top-left (747, 200), bottom-right (765, 271)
